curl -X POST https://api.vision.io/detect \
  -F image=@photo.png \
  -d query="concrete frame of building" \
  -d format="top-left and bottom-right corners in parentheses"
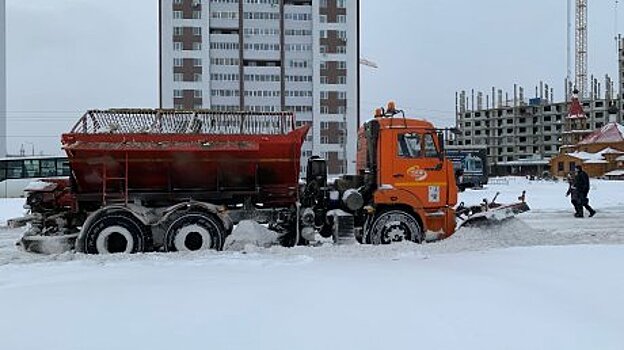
top-left (158, 0), bottom-right (360, 176)
top-left (451, 81), bottom-right (624, 177)
top-left (450, 96), bottom-right (620, 177)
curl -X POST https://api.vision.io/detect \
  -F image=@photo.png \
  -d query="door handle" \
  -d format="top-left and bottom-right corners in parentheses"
top-left (393, 173), bottom-right (404, 178)
top-left (425, 163), bottom-right (444, 171)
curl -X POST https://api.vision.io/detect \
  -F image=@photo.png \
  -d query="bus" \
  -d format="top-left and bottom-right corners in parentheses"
top-left (0, 156), bottom-right (71, 198)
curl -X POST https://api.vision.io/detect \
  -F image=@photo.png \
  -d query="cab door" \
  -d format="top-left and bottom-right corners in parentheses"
top-left (391, 131), bottom-right (448, 207)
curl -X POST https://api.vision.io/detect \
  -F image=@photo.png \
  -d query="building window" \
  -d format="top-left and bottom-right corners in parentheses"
top-left (173, 11), bottom-right (183, 19)
top-left (174, 90), bottom-right (183, 98)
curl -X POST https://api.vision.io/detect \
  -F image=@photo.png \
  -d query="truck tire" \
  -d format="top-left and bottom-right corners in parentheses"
top-left (164, 211), bottom-right (225, 252)
top-left (367, 210), bottom-right (424, 245)
top-left (83, 211), bottom-right (148, 254)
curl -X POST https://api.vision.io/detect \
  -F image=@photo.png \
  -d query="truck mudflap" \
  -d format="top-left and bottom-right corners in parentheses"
top-left (456, 191), bottom-right (530, 229)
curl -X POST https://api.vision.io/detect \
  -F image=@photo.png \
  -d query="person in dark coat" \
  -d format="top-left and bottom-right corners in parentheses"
top-left (574, 166), bottom-right (596, 218)
top-left (565, 173), bottom-right (583, 217)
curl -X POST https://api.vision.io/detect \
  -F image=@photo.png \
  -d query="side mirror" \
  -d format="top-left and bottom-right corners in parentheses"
top-left (437, 133), bottom-right (445, 160)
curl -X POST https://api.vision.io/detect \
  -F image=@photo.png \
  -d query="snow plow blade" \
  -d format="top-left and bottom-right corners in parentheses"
top-left (19, 234), bottom-right (78, 255)
top-left (456, 191), bottom-right (530, 228)
top-left (7, 216), bottom-right (35, 229)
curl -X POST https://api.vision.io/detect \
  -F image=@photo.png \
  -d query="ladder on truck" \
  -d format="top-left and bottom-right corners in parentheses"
top-left (102, 152), bottom-right (129, 206)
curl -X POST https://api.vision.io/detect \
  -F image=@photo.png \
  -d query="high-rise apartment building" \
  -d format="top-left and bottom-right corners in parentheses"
top-left (0, 0), bottom-right (6, 157)
top-left (159, 0), bottom-right (360, 175)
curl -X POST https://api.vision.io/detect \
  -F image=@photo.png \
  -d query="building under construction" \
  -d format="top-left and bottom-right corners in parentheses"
top-left (451, 0), bottom-right (624, 176)
top-left (451, 74), bottom-right (621, 176)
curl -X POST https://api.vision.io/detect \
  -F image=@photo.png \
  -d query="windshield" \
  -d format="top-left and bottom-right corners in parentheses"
top-left (465, 157), bottom-right (483, 172)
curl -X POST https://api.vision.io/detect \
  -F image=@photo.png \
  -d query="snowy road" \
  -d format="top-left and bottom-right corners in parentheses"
top-left (1, 245), bottom-right (623, 350)
top-left (1, 178), bottom-right (624, 350)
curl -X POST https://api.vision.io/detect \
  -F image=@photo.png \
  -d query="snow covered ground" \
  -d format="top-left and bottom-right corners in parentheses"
top-left (1, 178), bottom-right (624, 350)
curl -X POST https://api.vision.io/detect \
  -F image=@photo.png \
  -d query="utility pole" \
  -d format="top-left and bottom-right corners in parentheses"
top-left (0, 0), bottom-right (6, 157)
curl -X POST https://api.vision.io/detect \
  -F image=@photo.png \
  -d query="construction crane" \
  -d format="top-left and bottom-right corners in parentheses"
top-left (575, 0), bottom-right (588, 98)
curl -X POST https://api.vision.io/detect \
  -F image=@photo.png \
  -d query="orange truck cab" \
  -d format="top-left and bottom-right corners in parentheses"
top-left (356, 104), bottom-right (458, 242)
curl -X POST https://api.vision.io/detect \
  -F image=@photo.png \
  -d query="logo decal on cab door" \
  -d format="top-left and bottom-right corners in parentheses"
top-left (407, 166), bottom-right (428, 181)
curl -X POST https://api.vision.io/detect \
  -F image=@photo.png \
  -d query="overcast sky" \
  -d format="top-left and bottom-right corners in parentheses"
top-left (5, 0), bottom-right (624, 155)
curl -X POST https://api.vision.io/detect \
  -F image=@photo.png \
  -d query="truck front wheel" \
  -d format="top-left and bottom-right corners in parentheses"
top-left (367, 210), bottom-right (424, 245)
top-left (83, 212), bottom-right (148, 254)
top-left (164, 211), bottom-right (225, 252)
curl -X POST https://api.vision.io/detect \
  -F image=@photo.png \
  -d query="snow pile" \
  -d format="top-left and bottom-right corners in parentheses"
top-left (223, 220), bottom-right (279, 252)
top-left (605, 169), bottom-right (624, 176)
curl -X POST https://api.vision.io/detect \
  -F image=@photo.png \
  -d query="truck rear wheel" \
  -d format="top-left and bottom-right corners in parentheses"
top-left (165, 211), bottom-right (225, 252)
top-left (368, 210), bottom-right (423, 245)
top-left (83, 212), bottom-right (148, 254)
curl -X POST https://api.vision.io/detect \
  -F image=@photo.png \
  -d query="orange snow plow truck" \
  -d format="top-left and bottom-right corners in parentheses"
top-left (12, 103), bottom-right (529, 254)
